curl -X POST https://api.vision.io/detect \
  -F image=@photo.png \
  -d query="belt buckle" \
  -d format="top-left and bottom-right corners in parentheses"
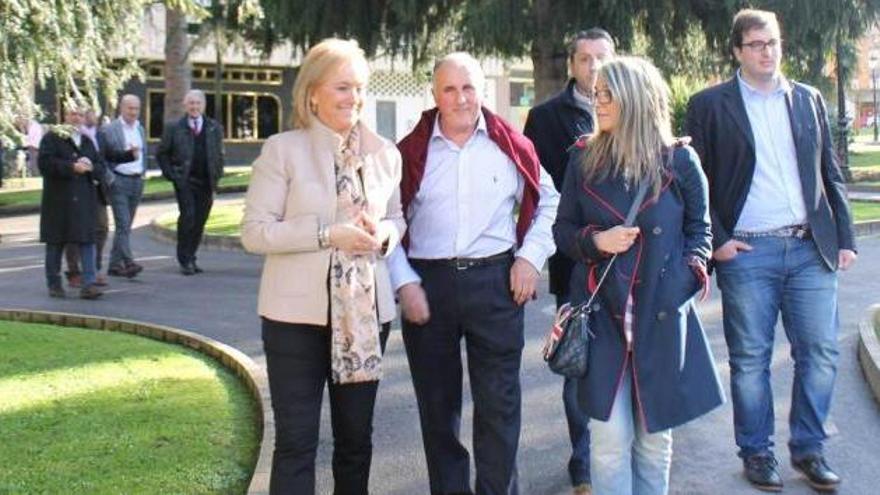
top-left (454, 258), bottom-right (471, 271)
top-left (793, 226), bottom-right (807, 239)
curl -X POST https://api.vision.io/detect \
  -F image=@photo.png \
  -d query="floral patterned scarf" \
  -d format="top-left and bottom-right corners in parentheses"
top-left (329, 125), bottom-right (382, 384)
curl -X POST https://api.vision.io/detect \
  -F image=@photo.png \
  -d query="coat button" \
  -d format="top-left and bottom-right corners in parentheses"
top-left (653, 226), bottom-right (663, 235)
top-left (657, 311), bottom-right (667, 321)
top-left (591, 302), bottom-right (601, 311)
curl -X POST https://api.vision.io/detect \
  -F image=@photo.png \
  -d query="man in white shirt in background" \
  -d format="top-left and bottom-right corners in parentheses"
top-left (390, 52), bottom-right (559, 495)
top-left (99, 94), bottom-right (145, 279)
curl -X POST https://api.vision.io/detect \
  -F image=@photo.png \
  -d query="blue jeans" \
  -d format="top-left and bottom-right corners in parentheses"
top-left (109, 174), bottom-right (143, 268)
top-left (46, 243), bottom-right (95, 288)
top-left (589, 366), bottom-right (672, 495)
top-left (557, 294), bottom-right (590, 487)
top-left (715, 235), bottom-right (838, 461)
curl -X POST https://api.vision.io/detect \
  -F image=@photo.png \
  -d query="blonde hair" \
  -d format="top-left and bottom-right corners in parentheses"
top-left (582, 56), bottom-right (674, 197)
top-left (291, 38), bottom-right (369, 129)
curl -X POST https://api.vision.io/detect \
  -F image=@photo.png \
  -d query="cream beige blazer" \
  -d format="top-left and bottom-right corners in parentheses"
top-left (241, 121), bottom-right (405, 325)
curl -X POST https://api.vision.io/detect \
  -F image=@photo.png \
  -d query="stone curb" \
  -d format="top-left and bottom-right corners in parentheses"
top-left (0, 308), bottom-right (272, 495)
top-left (858, 304), bottom-right (880, 407)
top-left (0, 184), bottom-right (248, 218)
top-left (854, 219), bottom-right (880, 237)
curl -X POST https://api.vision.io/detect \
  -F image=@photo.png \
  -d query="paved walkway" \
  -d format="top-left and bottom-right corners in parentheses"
top-left (1, 199), bottom-right (879, 494)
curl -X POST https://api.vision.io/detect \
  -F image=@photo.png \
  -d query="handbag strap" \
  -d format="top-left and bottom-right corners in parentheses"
top-left (577, 180), bottom-right (650, 313)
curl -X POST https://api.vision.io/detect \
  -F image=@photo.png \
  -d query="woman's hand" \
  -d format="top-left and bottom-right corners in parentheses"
top-left (593, 226), bottom-right (640, 254)
top-left (328, 220), bottom-right (380, 255)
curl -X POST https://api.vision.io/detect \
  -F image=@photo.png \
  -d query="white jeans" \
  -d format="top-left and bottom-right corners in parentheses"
top-left (589, 365), bottom-right (673, 495)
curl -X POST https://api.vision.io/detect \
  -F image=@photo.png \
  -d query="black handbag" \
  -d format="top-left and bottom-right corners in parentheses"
top-left (543, 180), bottom-right (649, 378)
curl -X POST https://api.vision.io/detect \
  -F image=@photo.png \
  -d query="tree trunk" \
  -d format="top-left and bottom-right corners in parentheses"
top-left (530, 0), bottom-right (568, 105)
top-left (164, 6), bottom-right (192, 122)
top-left (835, 33), bottom-right (852, 182)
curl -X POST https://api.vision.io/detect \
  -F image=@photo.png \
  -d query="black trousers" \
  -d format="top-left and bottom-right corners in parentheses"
top-left (173, 179), bottom-right (213, 266)
top-left (402, 256), bottom-right (524, 495)
top-left (262, 317), bottom-right (390, 495)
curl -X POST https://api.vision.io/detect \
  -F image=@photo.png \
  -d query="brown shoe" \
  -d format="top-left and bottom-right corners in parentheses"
top-left (79, 285), bottom-right (103, 300)
top-left (573, 483), bottom-right (592, 495)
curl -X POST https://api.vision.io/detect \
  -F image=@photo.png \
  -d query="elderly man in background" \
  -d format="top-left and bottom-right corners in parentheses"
top-left (100, 94), bottom-right (146, 279)
top-left (157, 89), bottom-right (225, 275)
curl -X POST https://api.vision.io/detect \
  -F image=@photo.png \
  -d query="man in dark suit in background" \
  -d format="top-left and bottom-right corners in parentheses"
top-left (157, 89), bottom-right (224, 275)
top-left (523, 28), bottom-right (614, 495)
top-left (686, 9), bottom-right (856, 493)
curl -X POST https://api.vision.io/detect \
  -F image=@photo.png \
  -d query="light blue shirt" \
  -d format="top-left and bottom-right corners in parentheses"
top-left (115, 118), bottom-right (145, 175)
top-left (736, 72), bottom-right (806, 232)
top-left (388, 112), bottom-right (559, 290)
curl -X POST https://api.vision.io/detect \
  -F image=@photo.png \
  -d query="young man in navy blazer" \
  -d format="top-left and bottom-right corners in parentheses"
top-left (686, 9), bottom-right (856, 493)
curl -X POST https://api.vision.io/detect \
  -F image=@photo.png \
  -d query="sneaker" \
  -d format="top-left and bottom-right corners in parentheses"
top-left (79, 285), bottom-right (103, 300)
top-left (792, 455), bottom-right (841, 492)
top-left (743, 453), bottom-right (783, 492)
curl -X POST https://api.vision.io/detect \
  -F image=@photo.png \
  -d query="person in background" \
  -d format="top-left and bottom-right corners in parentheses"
top-left (523, 28), bottom-right (615, 495)
top-left (39, 105), bottom-right (106, 299)
top-left (157, 89), bottom-right (224, 275)
top-left (100, 94), bottom-right (146, 279)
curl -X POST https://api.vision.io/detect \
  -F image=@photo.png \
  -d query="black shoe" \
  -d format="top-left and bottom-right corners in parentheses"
top-left (191, 261), bottom-right (203, 273)
top-left (79, 285), bottom-right (103, 300)
top-left (180, 263), bottom-right (196, 276)
top-left (48, 285), bottom-right (66, 298)
top-left (744, 454), bottom-right (783, 492)
top-left (125, 261), bottom-right (143, 277)
top-left (108, 265), bottom-right (131, 277)
top-left (792, 455), bottom-right (841, 492)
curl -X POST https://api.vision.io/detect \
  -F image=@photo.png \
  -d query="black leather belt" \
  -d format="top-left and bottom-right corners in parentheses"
top-left (113, 170), bottom-right (143, 178)
top-left (411, 249), bottom-right (514, 271)
top-left (734, 224), bottom-right (811, 240)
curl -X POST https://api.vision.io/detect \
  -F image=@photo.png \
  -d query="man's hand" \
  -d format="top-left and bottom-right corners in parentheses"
top-left (510, 257), bottom-right (539, 306)
top-left (130, 145), bottom-right (141, 160)
top-left (838, 249), bottom-right (857, 271)
top-left (398, 282), bottom-right (430, 325)
top-left (713, 239), bottom-right (753, 262)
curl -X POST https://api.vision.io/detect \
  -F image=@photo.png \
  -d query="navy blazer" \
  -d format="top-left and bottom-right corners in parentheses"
top-left (524, 79), bottom-right (594, 296)
top-left (553, 146), bottom-right (725, 432)
top-left (686, 77), bottom-right (855, 270)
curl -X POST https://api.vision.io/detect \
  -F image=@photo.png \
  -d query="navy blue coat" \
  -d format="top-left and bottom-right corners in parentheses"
top-left (553, 145), bottom-right (725, 432)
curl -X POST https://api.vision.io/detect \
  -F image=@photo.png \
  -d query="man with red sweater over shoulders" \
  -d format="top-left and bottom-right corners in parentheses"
top-left (388, 52), bottom-right (559, 495)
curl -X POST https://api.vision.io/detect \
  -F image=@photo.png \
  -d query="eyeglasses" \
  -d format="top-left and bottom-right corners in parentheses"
top-left (593, 88), bottom-right (613, 105)
top-left (740, 38), bottom-right (781, 52)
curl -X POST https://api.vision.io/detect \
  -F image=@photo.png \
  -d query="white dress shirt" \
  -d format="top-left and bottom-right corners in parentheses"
top-left (115, 118), bottom-right (145, 175)
top-left (736, 72), bottom-right (807, 232)
top-left (388, 112), bottom-right (559, 290)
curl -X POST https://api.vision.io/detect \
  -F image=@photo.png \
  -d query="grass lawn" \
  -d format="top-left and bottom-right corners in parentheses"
top-left (0, 171), bottom-right (251, 208)
top-left (849, 148), bottom-right (880, 168)
top-left (156, 201), bottom-right (244, 236)
top-left (851, 200), bottom-right (880, 222)
top-left (0, 320), bottom-right (259, 494)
